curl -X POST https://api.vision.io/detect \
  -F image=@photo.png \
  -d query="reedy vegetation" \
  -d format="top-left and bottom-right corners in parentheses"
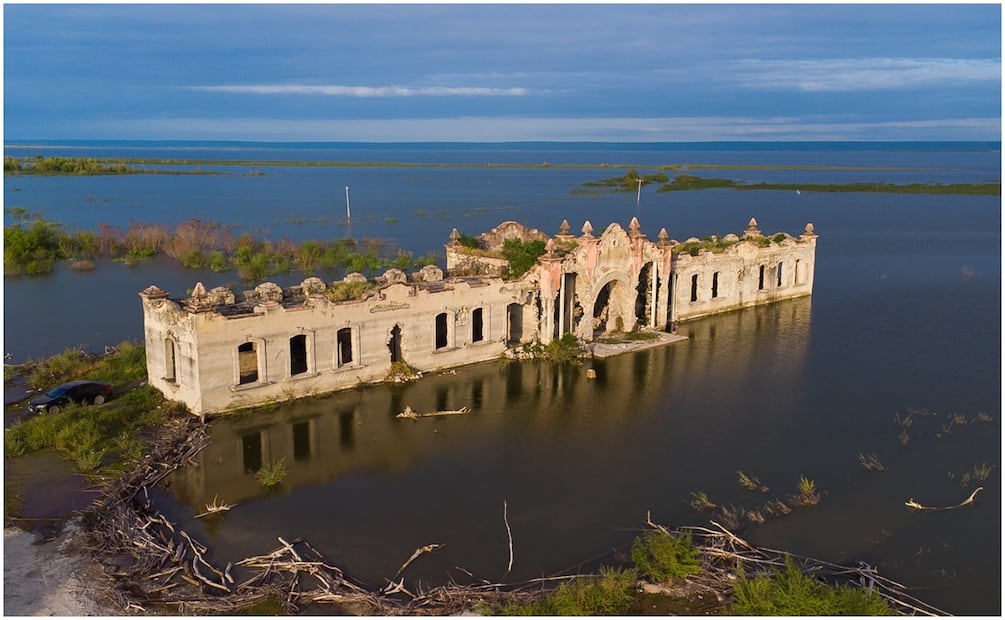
top-left (3, 212), bottom-right (436, 279)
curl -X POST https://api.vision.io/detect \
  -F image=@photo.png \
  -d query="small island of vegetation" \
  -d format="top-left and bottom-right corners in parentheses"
top-left (572, 170), bottom-right (999, 196)
top-left (652, 173), bottom-right (1000, 195)
top-left (573, 168), bottom-right (670, 194)
top-left (3, 209), bottom-right (437, 279)
top-left (4, 155), bottom-right (221, 176)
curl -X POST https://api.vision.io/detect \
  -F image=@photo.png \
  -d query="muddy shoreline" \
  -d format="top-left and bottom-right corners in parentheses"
top-left (4, 522), bottom-right (123, 615)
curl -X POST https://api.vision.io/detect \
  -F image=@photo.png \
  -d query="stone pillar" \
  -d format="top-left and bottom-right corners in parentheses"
top-left (541, 293), bottom-right (555, 345)
top-left (558, 273), bottom-right (566, 335)
top-left (649, 260), bottom-right (658, 328)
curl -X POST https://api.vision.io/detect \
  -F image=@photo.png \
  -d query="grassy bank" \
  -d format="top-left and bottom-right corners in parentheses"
top-left (4, 342), bottom-right (187, 474)
top-left (493, 529), bottom-right (892, 616)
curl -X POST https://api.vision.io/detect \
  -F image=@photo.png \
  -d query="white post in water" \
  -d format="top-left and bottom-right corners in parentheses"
top-left (636, 178), bottom-right (643, 204)
top-left (345, 186), bottom-right (351, 222)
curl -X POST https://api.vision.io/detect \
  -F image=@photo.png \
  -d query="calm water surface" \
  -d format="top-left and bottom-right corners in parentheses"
top-left (3, 143), bottom-right (1000, 613)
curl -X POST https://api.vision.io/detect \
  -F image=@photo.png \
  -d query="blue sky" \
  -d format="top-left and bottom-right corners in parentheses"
top-left (3, 4), bottom-right (1001, 142)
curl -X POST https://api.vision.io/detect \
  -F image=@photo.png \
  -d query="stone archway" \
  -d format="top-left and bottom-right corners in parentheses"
top-left (588, 272), bottom-right (635, 339)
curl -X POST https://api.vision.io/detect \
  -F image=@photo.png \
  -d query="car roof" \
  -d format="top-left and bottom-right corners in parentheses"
top-left (59, 380), bottom-right (106, 388)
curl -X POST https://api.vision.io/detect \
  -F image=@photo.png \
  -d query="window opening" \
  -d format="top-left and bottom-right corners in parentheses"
top-left (337, 327), bottom-right (353, 366)
top-left (758, 265), bottom-right (765, 290)
top-left (711, 272), bottom-right (719, 299)
top-left (506, 303), bottom-right (523, 345)
top-left (435, 312), bottom-right (448, 349)
top-left (165, 339), bottom-right (177, 382)
top-left (238, 342), bottom-right (259, 384)
top-left (290, 334), bottom-right (308, 376)
top-left (690, 274), bottom-right (699, 302)
top-left (777, 262), bottom-right (784, 287)
top-left (472, 308), bottom-right (484, 343)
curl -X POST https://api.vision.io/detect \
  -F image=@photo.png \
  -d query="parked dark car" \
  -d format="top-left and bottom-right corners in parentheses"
top-left (27, 380), bottom-right (112, 414)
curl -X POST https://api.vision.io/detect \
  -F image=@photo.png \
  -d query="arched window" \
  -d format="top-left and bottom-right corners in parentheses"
top-left (164, 338), bottom-right (177, 383)
top-left (435, 312), bottom-right (449, 349)
top-left (290, 334), bottom-right (308, 376)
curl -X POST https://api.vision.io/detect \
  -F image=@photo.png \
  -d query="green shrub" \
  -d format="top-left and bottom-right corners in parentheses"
top-left (731, 558), bottom-right (893, 615)
top-left (631, 530), bottom-right (701, 583)
top-left (501, 238), bottom-right (547, 279)
top-left (256, 459), bottom-right (287, 488)
top-left (386, 360), bottom-right (421, 382)
top-left (326, 280), bottom-right (374, 302)
top-left (4, 217), bottom-right (65, 276)
top-left (208, 250), bottom-right (228, 272)
top-left (541, 333), bottom-right (582, 364)
top-left (458, 232), bottom-right (481, 249)
top-left (502, 567), bottom-right (638, 616)
top-left (181, 250), bottom-right (205, 269)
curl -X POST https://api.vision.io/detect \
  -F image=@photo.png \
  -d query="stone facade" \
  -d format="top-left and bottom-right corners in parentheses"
top-left (141, 217), bottom-right (816, 415)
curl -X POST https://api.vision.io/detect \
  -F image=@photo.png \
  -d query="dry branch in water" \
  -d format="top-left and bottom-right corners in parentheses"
top-left (396, 405), bottom-right (471, 419)
top-left (905, 486), bottom-right (983, 511)
top-left (75, 414), bottom-right (951, 615)
top-left (193, 496), bottom-right (237, 518)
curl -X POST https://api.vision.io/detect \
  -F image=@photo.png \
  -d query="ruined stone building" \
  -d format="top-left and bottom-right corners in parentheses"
top-left (141, 217), bottom-right (817, 414)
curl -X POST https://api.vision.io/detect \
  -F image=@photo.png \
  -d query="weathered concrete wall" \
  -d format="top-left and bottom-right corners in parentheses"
top-left (671, 224), bottom-right (817, 323)
top-left (142, 275), bottom-right (531, 414)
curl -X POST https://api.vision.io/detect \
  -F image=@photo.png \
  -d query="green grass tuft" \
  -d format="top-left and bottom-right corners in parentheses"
top-left (731, 558), bottom-right (894, 615)
top-left (500, 566), bottom-right (638, 615)
top-left (631, 530), bottom-right (701, 583)
top-left (255, 459), bottom-right (287, 489)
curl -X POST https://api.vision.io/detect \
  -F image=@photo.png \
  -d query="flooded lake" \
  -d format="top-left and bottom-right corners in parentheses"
top-left (3, 142), bottom-right (1000, 613)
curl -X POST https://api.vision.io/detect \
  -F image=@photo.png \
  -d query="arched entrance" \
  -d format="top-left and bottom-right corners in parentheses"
top-left (591, 274), bottom-right (634, 338)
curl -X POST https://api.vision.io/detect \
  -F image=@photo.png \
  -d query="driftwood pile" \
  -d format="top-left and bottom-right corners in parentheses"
top-left (663, 517), bottom-right (950, 616)
top-left (79, 414), bottom-right (949, 615)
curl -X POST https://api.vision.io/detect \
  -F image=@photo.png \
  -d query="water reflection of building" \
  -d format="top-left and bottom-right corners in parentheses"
top-left (142, 218), bottom-right (816, 414)
top-left (172, 297), bottom-right (812, 507)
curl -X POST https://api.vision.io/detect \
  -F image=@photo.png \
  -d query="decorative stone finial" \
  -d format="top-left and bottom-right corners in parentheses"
top-left (301, 277), bottom-right (327, 296)
top-left (191, 282), bottom-right (207, 298)
top-left (745, 217), bottom-right (762, 237)
top-left (559, 219), bottom-right (570, 235)
top-left (581, 220), bottom-right (594, 239)
top-left (628, 216), bottom-right (641, 237)
top-left (545, 238), bottom-right (557, 257)
top-left (139, 285), bottom-right (169, 300)
top-left (381, 268), bottom-right (408, 285)
top-left (801, 222), bottom-right (817, 239)
top-left (448, 228), bottom-right (461, 246)
top-left (657, 227), bottom-right (669, 246)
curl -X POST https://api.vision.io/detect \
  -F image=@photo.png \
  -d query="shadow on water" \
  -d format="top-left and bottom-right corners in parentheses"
top-left (163, 301), bottom-right (818, 582)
